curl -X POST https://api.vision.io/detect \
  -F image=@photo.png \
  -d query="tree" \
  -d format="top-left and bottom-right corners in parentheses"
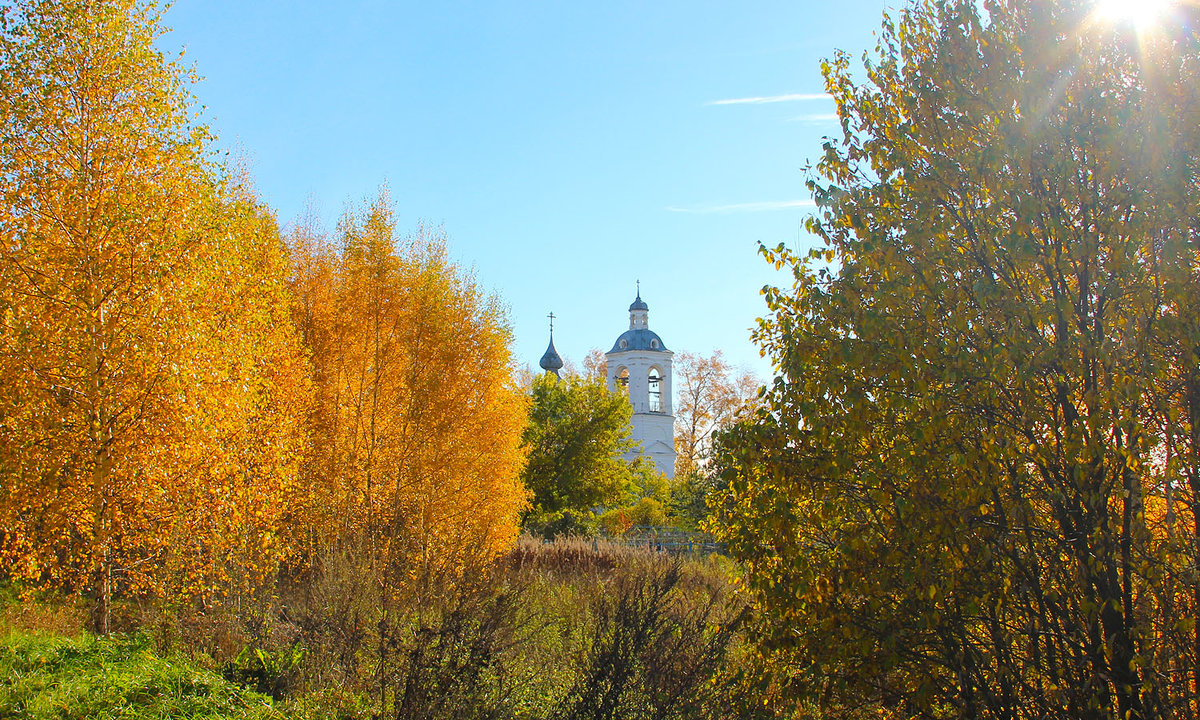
top-left (582, 348), bottom-right (608, 381)
top-left (713, 1), bottom-right (1200, 717)
top-left (288, 196), bottom-right (528, 598)
top-left (673, 351), bottom-right (757, 479)
top-left (598, 457), bottom-right (673, 535)
top-left (0, 0), bottom-right (309, 632)
top-left (670, 351), bottom-right (757, 529)
top-left (520, 372), bottom-right (637, 521)
top-left (159, 186), bottom-right (311, 609)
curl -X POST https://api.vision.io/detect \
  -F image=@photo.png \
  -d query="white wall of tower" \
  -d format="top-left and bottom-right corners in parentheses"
top-left (606, 351), bottom-right (673, 416)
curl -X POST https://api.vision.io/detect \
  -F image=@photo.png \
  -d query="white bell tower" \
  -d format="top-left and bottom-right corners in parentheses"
top-left (605, 286), bottom-right (676, 478)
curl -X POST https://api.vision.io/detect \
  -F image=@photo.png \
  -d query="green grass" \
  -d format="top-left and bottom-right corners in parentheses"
top-left (0, 630), bottom-right (283, 719)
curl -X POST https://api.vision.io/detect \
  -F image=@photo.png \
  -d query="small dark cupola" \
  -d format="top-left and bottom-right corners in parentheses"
top-left (628, 281), bottom-right (649, 330)
top-left (539, 312), bottom-right (564, 377)
top-left (629, 288), bottom-right (648, 312)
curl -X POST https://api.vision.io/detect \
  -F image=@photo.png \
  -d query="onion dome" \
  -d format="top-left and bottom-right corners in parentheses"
top-left (539, 336), bottom-right (564, 376)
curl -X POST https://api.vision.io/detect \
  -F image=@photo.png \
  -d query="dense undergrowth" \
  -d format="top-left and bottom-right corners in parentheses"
top-left (1, 536), bottom-right (779, 720)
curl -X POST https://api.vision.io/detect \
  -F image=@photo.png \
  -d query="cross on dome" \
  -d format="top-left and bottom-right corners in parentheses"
top-left (539, 311), bottom-right (564, 377)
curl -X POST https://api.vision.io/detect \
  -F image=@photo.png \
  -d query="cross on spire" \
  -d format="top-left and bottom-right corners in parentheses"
top-left (547, 311), bottom-right (556, 336)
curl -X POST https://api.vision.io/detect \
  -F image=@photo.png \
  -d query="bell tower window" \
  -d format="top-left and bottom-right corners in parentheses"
top-left (648, 367), bottom-right (662, 412)
top-left (617, 367), bottom-right (630, 394)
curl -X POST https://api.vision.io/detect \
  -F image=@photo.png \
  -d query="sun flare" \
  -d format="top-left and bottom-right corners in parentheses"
top-left (1095, 0), bottom-right (1175, 28)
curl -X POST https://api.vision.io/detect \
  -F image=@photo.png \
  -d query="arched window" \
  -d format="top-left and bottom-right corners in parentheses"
top-left (616, 367), bottom-right (630, 394)
top-left (648, 367), bottom-right (662, 412)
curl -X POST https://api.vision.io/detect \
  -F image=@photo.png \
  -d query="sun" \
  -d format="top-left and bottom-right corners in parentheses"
top-left (1094, 0), bottom-right (1175, 28)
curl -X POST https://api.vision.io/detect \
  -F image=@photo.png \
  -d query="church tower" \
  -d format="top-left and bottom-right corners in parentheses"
top-left (605, 287), bottom-right (676, 478)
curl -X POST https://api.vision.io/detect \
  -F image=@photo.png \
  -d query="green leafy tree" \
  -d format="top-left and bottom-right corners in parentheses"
top-left (599, 457), bottom-right (674, 535)
top-left (521, 373), bottom-right (637, 523)
top-left (713, 1), bottom-right (1200, 718)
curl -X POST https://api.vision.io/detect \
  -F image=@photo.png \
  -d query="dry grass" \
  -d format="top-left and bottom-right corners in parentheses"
top-left (0, 587), bottom-right (87, 638)
top-left (506, 533), bottom-right (670, 577)
top-left (0, 536), bottom-right (759, 719)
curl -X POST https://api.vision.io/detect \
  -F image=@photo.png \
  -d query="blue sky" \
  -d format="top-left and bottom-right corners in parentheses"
top-left (160, 0), bottom-right (894, 382)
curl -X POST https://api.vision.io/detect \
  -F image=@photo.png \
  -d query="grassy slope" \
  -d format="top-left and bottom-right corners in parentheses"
top-left (0, 631), bottom-right (282, 719)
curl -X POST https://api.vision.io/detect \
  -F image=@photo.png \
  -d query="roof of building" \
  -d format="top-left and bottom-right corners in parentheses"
top-left (608, 328), bottom-right (669, 354)
top-left (539, 337), bottom-right (564, 372)
top-left (628, 292), bottom-right (649, 312)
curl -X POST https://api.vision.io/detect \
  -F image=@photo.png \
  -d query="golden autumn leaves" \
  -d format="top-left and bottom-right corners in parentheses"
top-left (290, 207), bottom-right (528, 599)
top-left (0, 0), bottom-right (528, 631)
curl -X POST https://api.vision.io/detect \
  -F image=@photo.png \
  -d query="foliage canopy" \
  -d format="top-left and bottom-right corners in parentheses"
top-left (714, 1), bottom-right (1200, 717)
top-left (521, 372), bottom-right (637, 519)
top-left (289, 199), bottom-right (529, 596)
top-left (0, 0), bottom-right (309, 632)
top-left (0, 0), bottom-right (530, 630)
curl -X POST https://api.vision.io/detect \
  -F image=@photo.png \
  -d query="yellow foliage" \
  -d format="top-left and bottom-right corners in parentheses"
top-left (288, 196), bottom-right (528, 596)
top-left (0, 0), bottom-right (309, 630)
top-left (0, 0), bottom-right (527, 630)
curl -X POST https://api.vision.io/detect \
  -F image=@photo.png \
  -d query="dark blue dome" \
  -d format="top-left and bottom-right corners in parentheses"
top-left (609, 329), bottom-right (668, 354)
top-left (628, 294), bottom-right (648, 311)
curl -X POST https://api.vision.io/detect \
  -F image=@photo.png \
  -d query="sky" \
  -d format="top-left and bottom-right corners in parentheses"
top-left (159, 0), bottom-right (895, 383)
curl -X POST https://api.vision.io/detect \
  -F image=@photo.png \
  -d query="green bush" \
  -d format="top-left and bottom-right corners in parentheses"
top-left (222, 644), bottom-right (306, 700)
top-left (522, 508), bottom-right (599, 539)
